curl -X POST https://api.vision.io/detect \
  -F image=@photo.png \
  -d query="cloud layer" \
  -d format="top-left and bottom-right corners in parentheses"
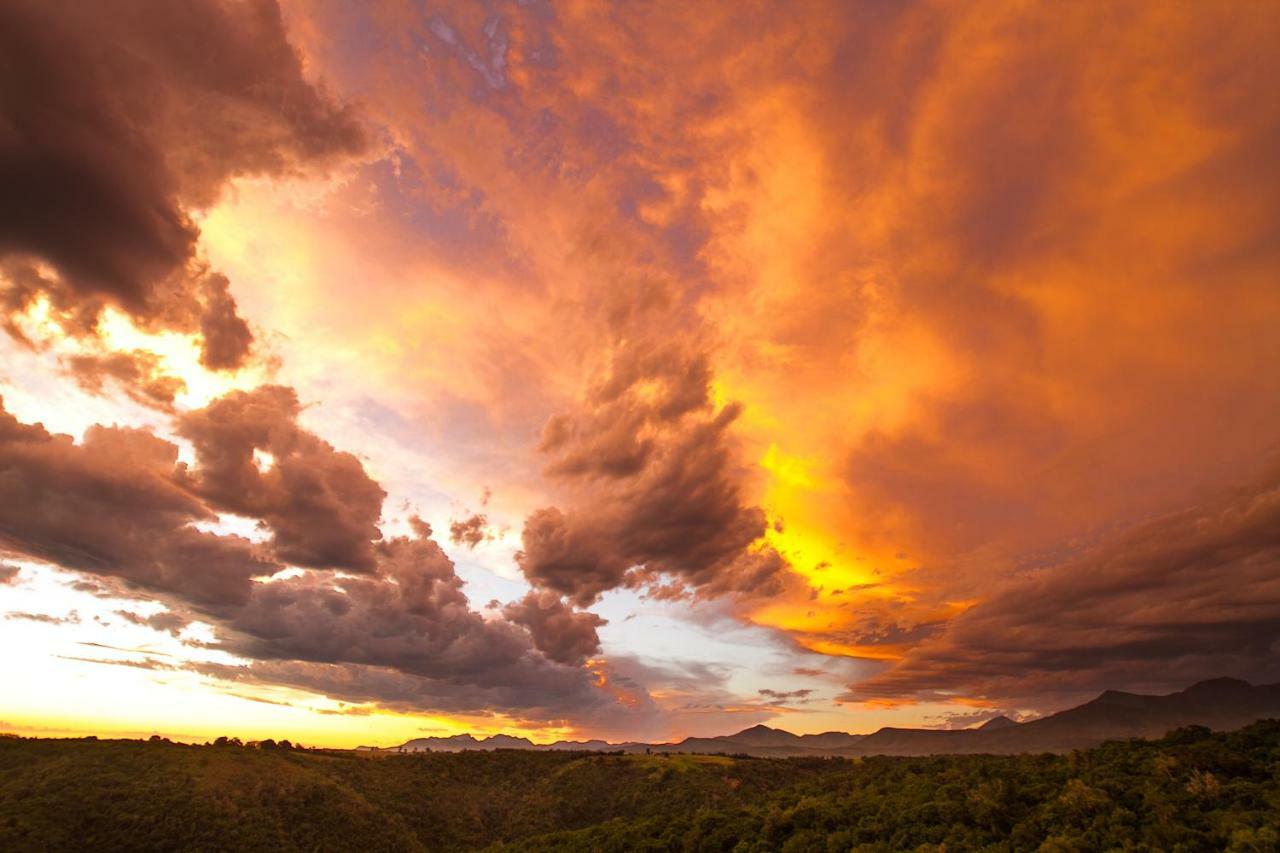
top-left (3, 0), bottom-right (1280, 737)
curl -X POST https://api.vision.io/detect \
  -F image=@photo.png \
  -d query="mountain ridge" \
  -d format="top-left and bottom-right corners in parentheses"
top-left (363, 678), bottom-right (1280, 757)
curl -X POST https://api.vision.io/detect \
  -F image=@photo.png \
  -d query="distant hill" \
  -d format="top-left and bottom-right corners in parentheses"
top-left (373, 678), bottom-right (1280, 758)
top-left (978, 714), bottom-right (1017, 730)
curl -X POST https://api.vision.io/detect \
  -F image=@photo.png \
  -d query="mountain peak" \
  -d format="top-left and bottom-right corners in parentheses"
top-left (978, 715), bottom-right (1017, 730)
top-left (725, 724), bottom-right (800, 746)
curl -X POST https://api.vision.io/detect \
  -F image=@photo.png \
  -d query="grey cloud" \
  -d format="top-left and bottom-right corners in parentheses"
top-left (502, 590), bottom-right (606, 665)
top-left (843, 463), bottom-right (1280, 707)
top-left (177, 385), bottom-right (387, 572)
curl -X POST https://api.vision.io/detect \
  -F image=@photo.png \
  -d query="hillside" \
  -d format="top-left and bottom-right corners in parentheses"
top-left (0, 738), bottom-right (823, 851)
top-left (2, 722), bottom-right (1279, 851)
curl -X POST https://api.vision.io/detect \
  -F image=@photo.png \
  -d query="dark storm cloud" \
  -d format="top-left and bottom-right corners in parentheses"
top-left (0, 391), bottom-right (630, 725)
top-left (502, 590), bottom-right (606, 665)
top-left (223, 532), bottom-right (529, 678)
top-left (0, 396), bottom-right (273, 606)
top-left (0, 0), bottom-right (363, 369)
top-left (177, 385), bottom-right (387, 572)
top-left (190, 656), bottom-right (621, 725)
top-left (217, 532), bottom-right (612, 721)
top-left (196, 273), bottom-right (255, 371)
top-left (517, 334), bottom-right (787, 606)
top-left (843, 462), bottom-right (1280, 706)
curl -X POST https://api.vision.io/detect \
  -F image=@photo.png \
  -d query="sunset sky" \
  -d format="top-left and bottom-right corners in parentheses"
top-left (2, 0), bottom-right (1279, 747)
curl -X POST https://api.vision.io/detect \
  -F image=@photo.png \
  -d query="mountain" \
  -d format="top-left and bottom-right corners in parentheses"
top-left (393, 733), bottom-right (537, 753)
top-left (720, 724), bottom-right (804, 748)
top-left (798, 730), bottom-right (868, 749)
top-left (977, 715), bottom-right (1017, 730)
top-left (370, 678), bottom-right (1280, 758)
top-left (846, 677), bottom-right (1280, 756)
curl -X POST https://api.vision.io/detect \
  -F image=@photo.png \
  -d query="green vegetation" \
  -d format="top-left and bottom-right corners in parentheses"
top-left (2, 722), bottom-right (1278, 851)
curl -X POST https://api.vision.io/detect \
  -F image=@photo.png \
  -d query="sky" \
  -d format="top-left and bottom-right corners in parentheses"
top-left (1, 0), bottom-right (1279, 747)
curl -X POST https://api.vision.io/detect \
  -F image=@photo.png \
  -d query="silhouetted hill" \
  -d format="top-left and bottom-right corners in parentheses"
top-left (798, 730), bottom-right (868, 749)
top-left (950, 677), bottom-right (1280, 756)
top-left (374, 678), bottom-right (1280, 759)
top-left (827, 678), bottom-right (1280, 757)
top-left (978, 715), bottom-right (1017, 730)
top-left (721, 724), bottom-right (804, 747)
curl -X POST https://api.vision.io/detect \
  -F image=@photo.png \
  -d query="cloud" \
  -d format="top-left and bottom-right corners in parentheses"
top-left (587, 655), bottom-right (780, 739)
top-left (177, 385), bottom-right (387, 572)
top-left (215, 528), bottom-right (629, 725)
top-left (223, 531), bottom-right (522, 677)
top-left (0, 0), bottom-right (363, 373)
top-left (757, 688), bottom-right (815, 707)
top-left (190, 657), bottom-right (629, 732)
top-left (8, 0), bottom-right (1280, 738)
top-left (517, 330), bottom-right (788, 606)
top-left (115, 610), bottom-right (190, 638)
top-left (0, 395), bottom-right (273, 606)
top-left (57, 655), bottom-right (175, 672)
top-left (63, 350), bottom-right (187, 409)
top-left (502, 590), bottom-right (606, 666)
top-left (842, 462), bottom-right (1280, 707)
top-left (7, 610), bottom-right (80, 625)
top-left (448, 513), bottom-right (493, 549)
top-left (0, 391), bottom-right (647, 729)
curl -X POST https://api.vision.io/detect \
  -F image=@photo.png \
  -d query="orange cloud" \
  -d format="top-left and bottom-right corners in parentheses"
top-left (6, 0), bottom-right (1279, 739)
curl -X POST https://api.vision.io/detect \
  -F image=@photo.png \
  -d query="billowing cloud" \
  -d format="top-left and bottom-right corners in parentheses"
top-left (5, 0), bottom-right (1280, 742)
top-left (0, 389), bottom-right (643, 730)
top-left (0, 396), bottom-right (272, 606)
top-left (517, 331), bottom-right (789, 606)
top-left (502, 590), bottom-right (606, 666)
top-left (225, 531), bottom-right (524, 678)
top-left (177, 385), bottom-right (386, 572)
top-left (448, 513), bottom-right (493, 549)
top-left (236, 0), bottom-right (1279, 720)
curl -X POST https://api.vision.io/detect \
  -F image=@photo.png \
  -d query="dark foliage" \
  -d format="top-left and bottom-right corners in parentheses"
top-left (1, 722), bottom-right (1278, 851)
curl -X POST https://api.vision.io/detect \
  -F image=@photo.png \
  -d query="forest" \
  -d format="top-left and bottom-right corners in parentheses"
top-left (1, 721), bottom-right (1277, 851)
